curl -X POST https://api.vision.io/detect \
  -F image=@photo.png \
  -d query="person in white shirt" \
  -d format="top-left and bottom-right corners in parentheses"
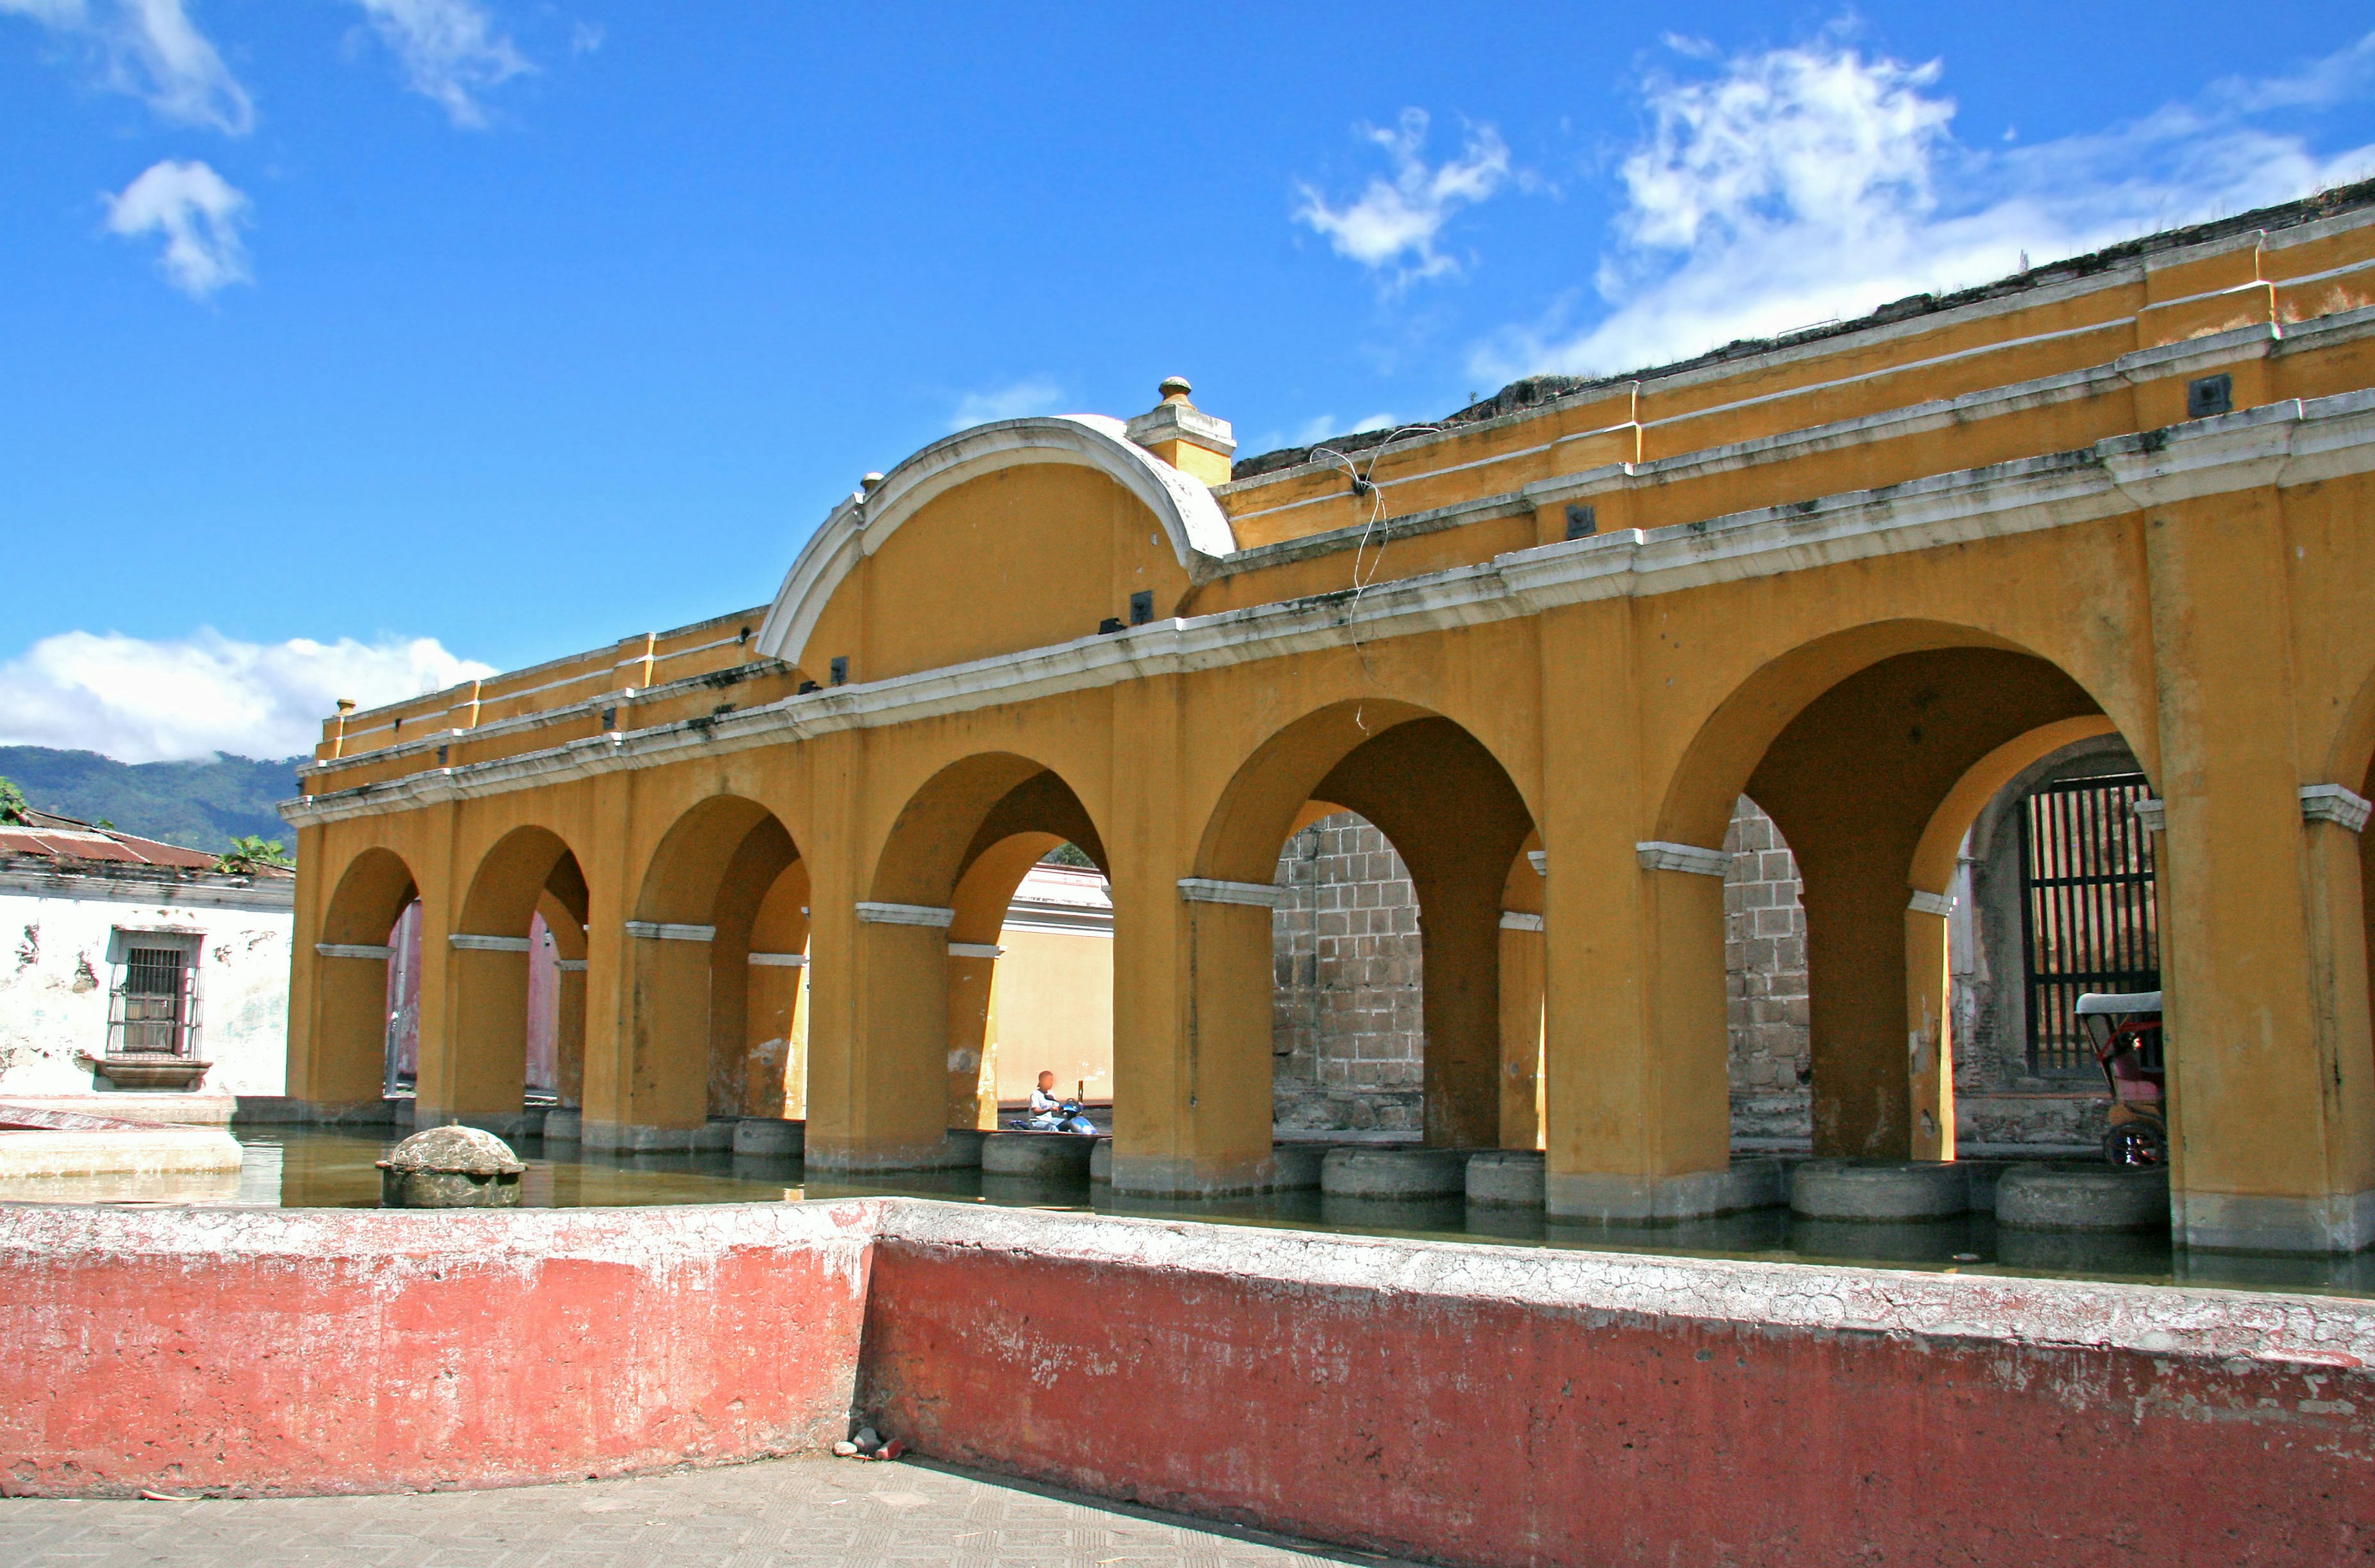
top-left (1026, 1070), bottom-right (1095, 1134)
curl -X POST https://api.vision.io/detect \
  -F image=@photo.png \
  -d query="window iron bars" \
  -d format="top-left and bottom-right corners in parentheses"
top-left (108, 945), bottom-right (201, 1057)
top-left (2017, 773), bottom-right (2161, 1074)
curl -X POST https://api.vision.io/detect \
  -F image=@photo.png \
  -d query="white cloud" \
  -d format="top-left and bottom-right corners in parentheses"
top-left (1295, 108), bottom-right (1510, 286)
top-left (351, 0), bottom-right (529, 127)
top-left (1474, 28), bottom-right (2375, 382)
top-left (0, 629), bottom-right (496, 764)
top-left (951, 376), bottom-right (1065, 431)
top-left (103, 157), bottom-right (249, 296)
top-left (0, 0), bottom-right (253, 132)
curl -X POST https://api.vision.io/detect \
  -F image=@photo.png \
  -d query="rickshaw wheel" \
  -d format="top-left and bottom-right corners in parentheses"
top-left (2103, 1121), bottom-right (2167, 1169)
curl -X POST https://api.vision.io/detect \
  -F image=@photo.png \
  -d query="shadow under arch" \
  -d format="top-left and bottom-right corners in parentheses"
top-left (1186, 700), bottom-right (1539, 1173)
top-left (605, 794), bottom-right (807, 1149)
top-left (432, 824), bottom-right (587, 1134)
top-left (1654, 620), bottom-right (2136, 1162)
top-left (820, 752), bottom-right (1109, 1172)
top-left (296, 846), bottom-right (419, 1108)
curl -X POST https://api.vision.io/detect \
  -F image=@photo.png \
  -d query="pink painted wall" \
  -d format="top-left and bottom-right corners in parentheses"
top-left (5, 1199), bottom-right (2372, 1568)
top-left (0, 1203), bottom-right (873, 1497)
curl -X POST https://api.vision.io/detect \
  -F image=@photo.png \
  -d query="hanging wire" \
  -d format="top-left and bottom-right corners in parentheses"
top-left (1301, 424), bottom-right (1442, 730)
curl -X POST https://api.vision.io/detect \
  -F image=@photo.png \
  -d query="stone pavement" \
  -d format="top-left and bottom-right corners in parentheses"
top-left (0, 1452), bottom-right (1409, 1568)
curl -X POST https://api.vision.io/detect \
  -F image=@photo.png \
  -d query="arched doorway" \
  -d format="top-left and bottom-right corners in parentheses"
top-left (1174, 701), bottom-right (1539, 1192)
top-left (820, 755), bottom-right (1107, 1172)
top-left (434, 826), bottom-right (586, 1135)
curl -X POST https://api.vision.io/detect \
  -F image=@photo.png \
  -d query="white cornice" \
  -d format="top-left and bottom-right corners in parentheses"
top-left (281, 389), bottom-right (2375, 829)
top-left (1178, 878), bottom-right (1288, 909)
top-left (1635, 842), bottom-right (1731, 877)
top-left (855, 902), bottom-right (956, 928)
top-left (751, 415), bottom-right (1240, 672)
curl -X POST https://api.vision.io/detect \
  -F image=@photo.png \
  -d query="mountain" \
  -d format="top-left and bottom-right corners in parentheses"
top-left (0, 747), bottom-right (306, 858)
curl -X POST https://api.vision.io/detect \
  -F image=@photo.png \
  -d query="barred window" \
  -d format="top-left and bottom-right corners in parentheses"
top-left (107, 933), bottom-right (202, 1057)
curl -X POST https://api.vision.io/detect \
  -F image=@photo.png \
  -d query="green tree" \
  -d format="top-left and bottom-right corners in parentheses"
top-left (0, 776), bottom-right (26, 826)
top-left (215, 834), bottom-right (294, 874)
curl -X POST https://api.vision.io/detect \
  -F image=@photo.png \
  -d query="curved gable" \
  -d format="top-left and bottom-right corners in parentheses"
top-left (754, 415), bottom-right (1236, 680)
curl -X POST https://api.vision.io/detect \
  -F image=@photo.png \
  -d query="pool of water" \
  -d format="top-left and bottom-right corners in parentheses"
top-left (12, 1126), bottom-right (2374, 1300)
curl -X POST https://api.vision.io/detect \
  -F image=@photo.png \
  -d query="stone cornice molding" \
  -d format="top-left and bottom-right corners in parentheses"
top-left (1636, 842), bottom-right (1730, 877)
top-left (1907, 890), bottom-right (1956, 918)
top-left (448, 933), bottom-right (531, 952)
top-left (746, 951), bottom-right (807, 967)
top-left (751, 415), bottom-right (1239, 672)
top-left (624, 920), bottom-right (715, 941)
top-left (1177, 878), bottom-right (1288, 909)
top-left (314, 942), bottom-right (393, 959)
top-left (283, 390), bottom-right (2375, 830)
top-left (855, 902), bottom-right (956, 928)
top-left (2301, 784), bottom-right (2373, 833)
top-left (946, 941), bottom-right (1004, 959)
top-left (1499, 911), bottom-right (1546, 932)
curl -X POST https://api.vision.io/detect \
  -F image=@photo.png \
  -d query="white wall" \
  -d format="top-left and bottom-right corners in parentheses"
top-left (0, 880), bottom-right (293, 1100)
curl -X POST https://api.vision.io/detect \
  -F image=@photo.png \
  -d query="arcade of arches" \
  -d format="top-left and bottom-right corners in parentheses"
top-left (286, 192), bottom-right (2375, 1253)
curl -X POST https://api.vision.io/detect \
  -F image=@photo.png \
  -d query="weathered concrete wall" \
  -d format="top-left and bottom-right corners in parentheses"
top-left (0, 882), bottom-right (291, 1101)
top-left (6, 1197), bottom-right (2374, 1564)
top-left (863, 1205), bottom-right (2375, 1568)
top-left (0, 1202), bottom-right (874, 1497)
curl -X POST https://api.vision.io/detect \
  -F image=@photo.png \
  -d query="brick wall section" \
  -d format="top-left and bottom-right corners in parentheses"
top-left (1724, 799), bottom-right (1813, 1144)
top-left (1270, 803), bottom-right (1817, 1141)
top-left (1270, 814), bottom-right (1423, 1133)
top-left (1262, 798), bottom-right (2125, 1153)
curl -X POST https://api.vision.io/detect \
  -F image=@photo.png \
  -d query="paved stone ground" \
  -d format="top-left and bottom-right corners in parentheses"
top-left (0, 1453), bottom-right (1408, 1568)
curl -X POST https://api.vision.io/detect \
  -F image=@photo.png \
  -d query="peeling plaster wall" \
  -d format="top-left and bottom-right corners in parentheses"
top-left (0, 884), bottom-right (291, 1100)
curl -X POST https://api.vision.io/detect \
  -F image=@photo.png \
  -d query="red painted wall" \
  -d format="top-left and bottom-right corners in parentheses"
top-left (0, 1204), bottom-right (874, 1497)
top-left (6, 1197), bottom-right (2373, 1568)
top-left (860, 1230), bottom-right (2375, 1568)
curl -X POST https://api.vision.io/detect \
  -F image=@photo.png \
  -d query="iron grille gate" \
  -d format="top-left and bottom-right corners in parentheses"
top-left (2018, 772), bottom-right (2160, 1073)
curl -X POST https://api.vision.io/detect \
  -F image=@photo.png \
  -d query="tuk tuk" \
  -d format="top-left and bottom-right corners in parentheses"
top-left (2075, 990), bottom-right (2165, 1168)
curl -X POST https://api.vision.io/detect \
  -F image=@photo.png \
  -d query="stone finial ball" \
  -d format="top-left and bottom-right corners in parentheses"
top-left (380, 1124), bottom-right (526, 1175)
top-left (1158, 375), bottom-right (1192, 403)
top-left (378, 1125), bottom-right (527, 1208)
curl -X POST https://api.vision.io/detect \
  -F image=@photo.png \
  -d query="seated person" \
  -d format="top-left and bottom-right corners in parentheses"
top-left (1026, 1070), bottom-right (1095, 1134)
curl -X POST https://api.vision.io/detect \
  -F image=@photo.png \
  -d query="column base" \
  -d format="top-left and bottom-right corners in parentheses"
top-left (582, 1119), bottom-right (695, 1154)
top-left (803, 1131), bottom-right (983, 1173)
top-left (417, 1108), bottom-right (546, 1141)
top-left (2175, 1186), bottom-right (2375, 1254)
top-left (1546, 1157), bottom-right (1785, 1224)
top-left (1108, 1149), bottom-right (1274, 1198)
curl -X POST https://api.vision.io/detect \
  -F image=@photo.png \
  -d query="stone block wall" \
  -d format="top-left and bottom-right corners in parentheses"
top-left (1724, 799), bottom-right (1813, 1145)
top-left (1269, 813), bottom-right (1424, 1133)
top-left (1265, 798), bottom-right (2094, 1153)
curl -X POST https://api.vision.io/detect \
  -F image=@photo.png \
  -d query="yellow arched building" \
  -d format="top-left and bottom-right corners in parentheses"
top-left (286, 186), bottom-right (2375, 1254)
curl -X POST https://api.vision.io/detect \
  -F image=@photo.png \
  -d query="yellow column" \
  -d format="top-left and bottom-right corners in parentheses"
top-left (2147, 492), bottom-right (2375, 1252)
top-left (1110, 674), bottom-right (1273, 1196)
top-left (1541, 604), bottom-right (1748, 1221)
top-left (1904, 899), bottom-right (1955, 1162)
top-left (1497, 919), bottom-right (1546, 1150)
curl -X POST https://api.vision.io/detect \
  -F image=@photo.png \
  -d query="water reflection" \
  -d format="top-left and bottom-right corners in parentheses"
top-left (3, 1127), bottom-right (2364, 1301)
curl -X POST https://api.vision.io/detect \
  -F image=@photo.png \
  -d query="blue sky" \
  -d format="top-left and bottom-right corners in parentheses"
top-left (3, 2), bottom-right (2373, 761)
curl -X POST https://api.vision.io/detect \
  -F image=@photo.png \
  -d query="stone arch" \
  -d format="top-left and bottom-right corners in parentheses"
top-left (607, 794), bottom-right (803, 1149)
top-left (1654, 622), bottom-right (2136, 1160)
top-left (299, 847), bottom-right (419, 1107)
top-left (819, 753), bottom-right (1108, 1171)
top-left (1190, 700), bottom-right (1540, 1167)
top-left (435, 825), bottom-right (585, 1134)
